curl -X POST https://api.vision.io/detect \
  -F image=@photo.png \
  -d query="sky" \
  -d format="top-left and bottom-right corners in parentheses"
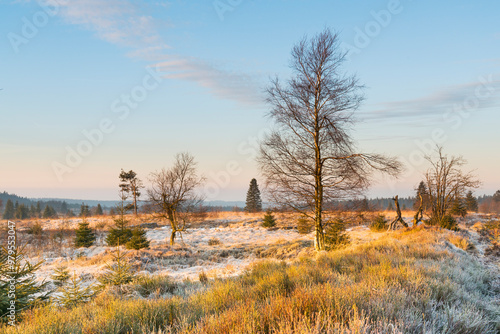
top-left (1, 0), bottom-right (500, 202)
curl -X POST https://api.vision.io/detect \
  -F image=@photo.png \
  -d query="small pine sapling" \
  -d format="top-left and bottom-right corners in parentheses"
top-left (125, 227), bottom-right (150, 250)
top-left (74, 218), bottom-right (96, 248)
top-left (262, 209), bottom-right (277, 228)
top-left (57, 273), bottom-right (95, 308)
top-left (51, 265), bottom-right (70, 287)
top-left (98, 247), bottom-right (134, 294)
top-left (324, 218), bottom-right (350, 250)
top-left (0, 244), bottom-right (50, 324)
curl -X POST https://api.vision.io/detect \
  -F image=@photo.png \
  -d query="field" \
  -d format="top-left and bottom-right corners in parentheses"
top-left (1, 211), bottom-right (499, 333)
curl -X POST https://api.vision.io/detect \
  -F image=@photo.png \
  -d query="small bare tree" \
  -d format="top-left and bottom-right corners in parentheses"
top-left (258, 29), bottom-right (401, 251)
top-left (424, 146), bottom-right (480, 225)
top-left (148, 153), bottom-right (205, 245)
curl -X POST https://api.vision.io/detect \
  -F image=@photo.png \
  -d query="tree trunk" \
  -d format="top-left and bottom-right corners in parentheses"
top-left (170, 230), bottom-right (176, 246)
top-left (413, 194), bottom-right (423, 227)
top-left (133, 194), bottom-right (138, 216)
top-left (390, 195), bottom-right (408, 230)
top-left (314, 220), bottom-right (325, 251)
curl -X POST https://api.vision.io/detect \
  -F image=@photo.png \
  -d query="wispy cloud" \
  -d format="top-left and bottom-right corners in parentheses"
top-left (360, 75), bottom-right (500, 125)
top-left (156, 57), bottom-right (263, 105)
top-left (41, 0), bottom-right (263, 105)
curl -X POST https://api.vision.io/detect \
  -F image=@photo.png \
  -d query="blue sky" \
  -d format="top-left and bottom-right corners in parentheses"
top-left (1, 0), bottom-right (500, 201)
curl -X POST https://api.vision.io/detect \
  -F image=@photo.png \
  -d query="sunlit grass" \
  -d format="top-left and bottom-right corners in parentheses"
top-left (3, 227), bottom-right (499, 333)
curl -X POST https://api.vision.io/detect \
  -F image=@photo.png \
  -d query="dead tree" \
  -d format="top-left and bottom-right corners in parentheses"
top-left (412, 194), bottom-right (424, 227)
top-left (389, 195), bottom-right (408, 230)
top-left (258, 29), bottom-right (402, 251)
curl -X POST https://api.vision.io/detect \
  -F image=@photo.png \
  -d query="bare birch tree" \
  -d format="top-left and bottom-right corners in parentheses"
top-left (258, 29), bottom-right (402, 251)
top-left (424, 146), bottom-right (480, 225)
top-left (148, 153), bottom-right (205, 245)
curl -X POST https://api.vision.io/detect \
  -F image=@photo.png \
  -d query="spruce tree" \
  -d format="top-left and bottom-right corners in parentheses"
top-left (465, 191), bottom-right (478, 213)
top-left (414, 181), bottom-right (430, 210)
top-left (42, 205), bottom-right (57, 218)
top-left (125, 227), bottom-right (150, 250)
top-left (15, 204), bottom-right (29, 220)
top-left (245, 178), bottom-right (262, 212)
top-left (262, 209), bottom-right (276, 228)
top-left (0, 244), bottom-right (50, 324)
top-left (95, 204), bottom-right (103, 216)
top-left (35, 202), bottom-right (42, 217)
top-left (61, 201), bottom-right (68, 215)
top-left (2, 200), bottom-right (14, 219)
top-left (57, 274), bottom-right (95, 308)
top-left (51, 265), bottom-right (70, 287)
top-left (79, 203), bottom-right (90, 217)
top-left (74, 219), bottom-right (96, 248)
top-left (450, 196), bottom-right (467, 217)
top-left (106, 191), bottom-right (132, 246)
top-left (98, 248), bottom-right (134, 293)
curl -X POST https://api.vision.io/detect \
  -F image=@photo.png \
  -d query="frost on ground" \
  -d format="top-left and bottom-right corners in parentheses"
top-left (30, 215), bottom-right (318, 287)
top-left (9, 212), bottom-right (499, 292)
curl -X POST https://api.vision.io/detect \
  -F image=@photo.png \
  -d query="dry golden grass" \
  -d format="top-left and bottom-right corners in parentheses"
top-left (3, 226), bottom-right (499, 334)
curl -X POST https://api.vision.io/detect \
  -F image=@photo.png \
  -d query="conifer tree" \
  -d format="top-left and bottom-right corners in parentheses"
top-left (2, 199), bottom-right (14, 219)
top-left (15, 204), bottom-right (29, 220)
top-left (57, 274), bottom-right (94, 308)
top-left (493, 190), bottom-right (500, 202)
top-left (95, 204), bottom-right (104, 216)
top-left (450, 196), bottom-right (467, 217)
top-left (51, 265), bottom-right (70, 287)
top-left (245, 178), bottom-right (262, 212)
top-left (106, 190), bottom-right (132, 246)
top-left (79, 203), bottom-right (90, 217)
top-left (119, 169), bottom-right (143, 216)
top-left (465, 191), bottom-right (478, 212)
top-left (36, 202), bottom-right (42, 217)
top-left (125, 227), bottom-right (150, 250)
top-left (262, 209), bottom-right (276, 228)
top-left (61, 201), bottom-right (68, 215)
top-left (0, 244), bottom-right (50, 324)
top-left (29, 204), bottom-right (37, 218)
top-left (42, 205), bottom-right (57, 218)
top-left (98, 248), bottom-right (134, 294)
top-left (414, 181), bottom-right (431, 212)
top-left (74, 218), bottom-right (96, 248)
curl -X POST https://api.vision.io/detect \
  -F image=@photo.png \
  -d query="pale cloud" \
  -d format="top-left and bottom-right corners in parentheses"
top-left (155, 57), bottom-right (264, 105)
top-left (38, 0), bottom-right (264, 105)
top-left (360, 75), bottom-right (500, 125)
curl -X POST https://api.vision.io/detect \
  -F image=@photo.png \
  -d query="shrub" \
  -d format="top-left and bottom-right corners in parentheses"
top-left (370, 215), bottom-right (388, 232)
top-left (208, 237), bottom-right (222, 246)
top-left (297, 216), bottom-right (313, 234)
top-left (125, 227), bottom-right (149, 250)
top-left (439, 215), bottom-right (459, 231)
top-left (26, 222), bottom-right (43, 236)
top-left (262, 209), bottom-right (276, 228)
top-left (199, 271), bottom-right (208, 284)
top-left (133, 274), bottom-right (176, 297)
top-left (324, 218), bottom-right (350, 250)
top-left (448, 235), bottom-right (475, 251)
